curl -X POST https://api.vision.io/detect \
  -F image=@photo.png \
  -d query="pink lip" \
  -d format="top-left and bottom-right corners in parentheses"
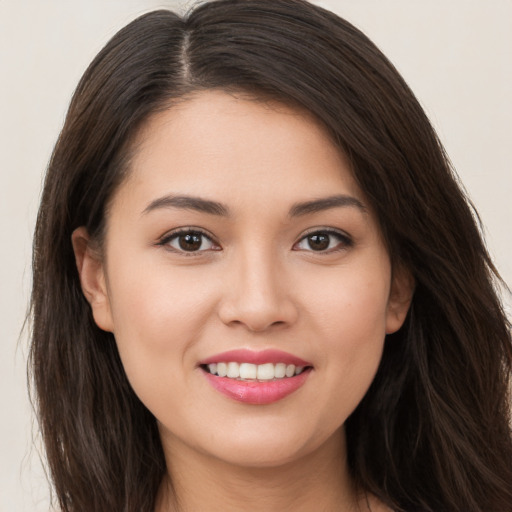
top-left (202, 369), bottom-right (311, 405)
top-left (199, 349), bottom-right (313, 405)
top-left (199, 349), bottom-right (311, 367)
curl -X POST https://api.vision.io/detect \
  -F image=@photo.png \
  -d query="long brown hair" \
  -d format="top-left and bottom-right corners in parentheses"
top-left (30, 1), bottom-right (512, 510)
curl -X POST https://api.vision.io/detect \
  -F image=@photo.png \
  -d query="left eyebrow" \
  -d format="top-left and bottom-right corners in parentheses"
top-left (289, 194), bottom-right (366, 217)
top-left (141, 194), bottom-right (230, 217)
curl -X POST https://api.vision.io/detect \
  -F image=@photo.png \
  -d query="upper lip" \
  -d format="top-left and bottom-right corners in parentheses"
top-left (199, 349), bottom-right (312, 367)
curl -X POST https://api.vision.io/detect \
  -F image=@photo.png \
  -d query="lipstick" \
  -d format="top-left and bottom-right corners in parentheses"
top-left (200, 349), bottom-right (310, 367)
top-left (199, 349), bottom-right (312, 405)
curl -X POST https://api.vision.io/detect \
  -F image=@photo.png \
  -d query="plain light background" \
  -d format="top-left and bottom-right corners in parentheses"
top-left (1, 1), bottom-right (510, 510)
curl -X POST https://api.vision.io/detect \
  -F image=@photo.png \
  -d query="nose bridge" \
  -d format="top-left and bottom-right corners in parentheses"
top-left (218, 240), bottom-right (297, 331)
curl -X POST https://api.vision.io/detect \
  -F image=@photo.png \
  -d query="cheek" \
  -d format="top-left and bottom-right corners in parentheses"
top-left (300, 260), bottom-right (391, 414)
top-left (105, 260), bottom-right (219, 399)
top-left (304, 258), bottom-right (391, 342)
top-left (109, 254), bottom-right (219, 330)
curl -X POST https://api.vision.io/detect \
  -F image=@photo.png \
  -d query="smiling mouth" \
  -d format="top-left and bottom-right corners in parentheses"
top-left (200, 354), bottom-right (313, 404)
top-left (201, 362), bottom-right (310, 381)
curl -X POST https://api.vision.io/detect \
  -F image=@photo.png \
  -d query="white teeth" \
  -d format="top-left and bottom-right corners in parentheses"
top-left (274, 363), bottom-right (286, 379)
top-left (239, 363), bottom-right (257, 379)
top-left (216, 362), bottom-right (227, 377)
top-left (257, 363), bottom-right (275, 380)
top-left (227, 362), bottom-right (239, 378)
top-left (205, 362), bottom-right (307, 380)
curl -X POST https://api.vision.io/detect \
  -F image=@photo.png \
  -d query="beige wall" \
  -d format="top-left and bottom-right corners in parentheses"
top-left (1, 1), bottom-right (510, 509)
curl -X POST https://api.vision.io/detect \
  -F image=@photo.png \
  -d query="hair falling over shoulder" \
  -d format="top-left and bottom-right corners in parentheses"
top-left (29, 1), bottom-right (512, 510)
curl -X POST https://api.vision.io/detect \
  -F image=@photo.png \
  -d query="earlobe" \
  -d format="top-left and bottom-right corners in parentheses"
top-left (71, 227), bottom-right (114, 332)
top-left (385, 266), bottom-right (415, 334)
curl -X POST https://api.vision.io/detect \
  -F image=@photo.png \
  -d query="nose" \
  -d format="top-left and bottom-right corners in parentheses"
top-left (217, 248), bottom-right (299, 332)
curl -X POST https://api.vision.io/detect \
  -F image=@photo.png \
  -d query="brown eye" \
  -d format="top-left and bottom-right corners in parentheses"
top-left (307, 233), bottom-right (330, 251)
top-left (163, 230), bottom-right (217, 253)
top-left (294, 230), bottom-right (352, 252)
top-left (179, 233), bottom-right (203, 251)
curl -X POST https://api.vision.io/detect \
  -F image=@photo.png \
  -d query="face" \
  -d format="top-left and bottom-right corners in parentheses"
top-left (75, 90), bottom-right (411, 470)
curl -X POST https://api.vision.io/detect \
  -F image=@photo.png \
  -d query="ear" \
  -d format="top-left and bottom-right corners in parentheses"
top-left (71, 227), bottom-right (114, 332)
top-left (385, 265), bottom-right (415, 334)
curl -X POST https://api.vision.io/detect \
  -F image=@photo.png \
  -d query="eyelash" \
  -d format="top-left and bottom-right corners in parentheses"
top-left (158, 228), bottom-right (353, 255)
top-left (292, 229), bottom-right (353, 253)
top-left (158, 228), bottom-right (220, 255)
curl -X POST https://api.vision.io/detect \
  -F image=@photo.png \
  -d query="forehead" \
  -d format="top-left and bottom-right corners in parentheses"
top-left (115, 90), bottom-right (362, 212)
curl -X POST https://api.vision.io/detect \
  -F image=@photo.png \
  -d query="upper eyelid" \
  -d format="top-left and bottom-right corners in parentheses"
top-left (293, 228), bottom-right (353, 252)
top-left (158, 228), bottom-right (221, 256)
top-left (157, 226), bottom-right (352, 248)
top-left (297, 227), bottom-right (352, 240)
top-left (159, 227), bottom-right (217, 243)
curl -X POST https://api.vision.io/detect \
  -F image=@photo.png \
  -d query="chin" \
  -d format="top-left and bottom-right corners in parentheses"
top-left (198, 422), bottom-right (343, 470)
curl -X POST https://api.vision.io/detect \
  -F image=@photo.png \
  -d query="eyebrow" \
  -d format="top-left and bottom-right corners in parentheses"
top-left (142, 195), bottom-right (230, 217)
top-left (289, 194), bottom-right (366, 217)
top-left (142, 193), bottom-right (365, 218)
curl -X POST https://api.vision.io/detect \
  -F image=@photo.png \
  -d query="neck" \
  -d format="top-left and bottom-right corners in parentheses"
top-left (155, 429), bottom-right (366, 512)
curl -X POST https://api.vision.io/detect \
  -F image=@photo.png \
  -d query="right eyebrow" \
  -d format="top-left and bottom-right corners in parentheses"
top-left (141, 194), bottom-right (230, 217)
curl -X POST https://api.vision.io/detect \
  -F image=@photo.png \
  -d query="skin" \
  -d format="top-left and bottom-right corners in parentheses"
top-left (73, 90), bottom-right (412, 511)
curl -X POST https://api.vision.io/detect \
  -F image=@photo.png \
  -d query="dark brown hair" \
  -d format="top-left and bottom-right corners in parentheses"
top-left (30, 1), bottom-right (512, 510)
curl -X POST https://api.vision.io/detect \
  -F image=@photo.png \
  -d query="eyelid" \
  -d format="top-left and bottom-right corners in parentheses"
top-left (156, 226), bottom-right (352, 254)
top-left (158, 227), bottom-right (221, 253)
top-left (293, 227), bottom-right (353, 252)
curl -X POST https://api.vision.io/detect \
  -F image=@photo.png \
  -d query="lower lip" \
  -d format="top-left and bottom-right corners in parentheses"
top-left (202, 369), bottom-right (311, 405)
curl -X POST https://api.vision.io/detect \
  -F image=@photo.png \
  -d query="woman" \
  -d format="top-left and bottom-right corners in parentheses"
top-left (29, 0), bottom-right (512, 510)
